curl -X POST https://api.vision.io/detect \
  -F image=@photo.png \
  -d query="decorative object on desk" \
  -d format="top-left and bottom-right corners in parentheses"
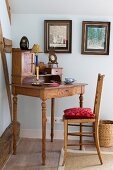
top-left (64, 78), bottom-right (75, 84)
top-left (48, 82), bottom-right (60, 87)
top-left (48, 47), bottom-right (58, 68)
top-left (20, 36), bottom-right (29, 50)
top-left (81, 21), bottom-right (110, 55)
top-left (39, 62), bottom-right (46, 74)
top-left (31, 44), bottom-right (42, 81)
top-left (44, 20), bottom-right (72, 53)
top-left (32, 79), bottom-right (44, 86)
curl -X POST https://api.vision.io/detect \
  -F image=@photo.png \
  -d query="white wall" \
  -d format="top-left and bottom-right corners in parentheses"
top-left (11, 13), bottom-right (113, 138)
top-left (0, 0), bottom-right (11, 136)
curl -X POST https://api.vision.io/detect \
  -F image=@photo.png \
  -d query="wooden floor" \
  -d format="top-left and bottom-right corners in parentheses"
top-left (2, 138), bottom-right (113, 170)
top-left (3, 138), bottom-right (63, 170)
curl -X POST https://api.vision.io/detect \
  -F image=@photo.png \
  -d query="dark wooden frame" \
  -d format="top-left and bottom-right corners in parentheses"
top-left (81, 21), bottom-right (110, 55)
top-left (44, 20), bottom-right (72, 53)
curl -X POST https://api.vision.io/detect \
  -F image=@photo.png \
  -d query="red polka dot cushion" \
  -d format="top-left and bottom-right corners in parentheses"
top-left (64, 108), bottom-right (95, 119)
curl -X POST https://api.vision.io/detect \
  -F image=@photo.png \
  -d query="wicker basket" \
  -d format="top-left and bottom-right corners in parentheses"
top-left (99, 120), bottom-right (113, 147)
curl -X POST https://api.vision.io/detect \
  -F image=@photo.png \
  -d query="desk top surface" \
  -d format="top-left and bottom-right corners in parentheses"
top-left (12, 82), bottom-right (87, 98)
top-left (12, 82), bottom-right (87, 90)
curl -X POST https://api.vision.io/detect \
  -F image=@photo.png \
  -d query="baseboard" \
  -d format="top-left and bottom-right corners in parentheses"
top-left (20, 128), bottom-right (64, 139)
top-left (20, 128), bottom-right (93, 141)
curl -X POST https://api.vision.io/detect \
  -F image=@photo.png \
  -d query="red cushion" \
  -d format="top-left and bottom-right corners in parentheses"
top-left (64, 108), bottom-right (95, 119)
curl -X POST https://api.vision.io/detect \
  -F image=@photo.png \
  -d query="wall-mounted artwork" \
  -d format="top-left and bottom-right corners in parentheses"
top-left (44, 20), bottom-right (72, 53)
top-left (81, 21), bottom-right (110, 55)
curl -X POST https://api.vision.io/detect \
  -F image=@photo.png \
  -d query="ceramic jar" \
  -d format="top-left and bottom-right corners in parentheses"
top-left (20, 36), bottom-right (29, 50)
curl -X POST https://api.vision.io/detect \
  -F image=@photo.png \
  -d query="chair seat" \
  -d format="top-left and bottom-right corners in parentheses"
top-left (64, 107), bottom-right (95, 119)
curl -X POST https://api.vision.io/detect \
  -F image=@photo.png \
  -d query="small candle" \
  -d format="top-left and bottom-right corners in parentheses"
top-left (36, 55), bottom-right (38, 66)
top-left (36, 66), bottom-right (39, 80)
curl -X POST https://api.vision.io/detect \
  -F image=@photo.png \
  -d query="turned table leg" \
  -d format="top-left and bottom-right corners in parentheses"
top-left (13, 95), bottom-right (17, 155)
top-left (41, 99), bottom-right (46, 165)
top-left (79, 94), bottom-right (83, 150)
top-left (79, 93), bottom-right (83, 108)
top-left (51, 98), bottom-right (55, 142)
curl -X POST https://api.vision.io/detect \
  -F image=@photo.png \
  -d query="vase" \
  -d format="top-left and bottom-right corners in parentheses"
top-left (20, 36), bottom-right (29, 50)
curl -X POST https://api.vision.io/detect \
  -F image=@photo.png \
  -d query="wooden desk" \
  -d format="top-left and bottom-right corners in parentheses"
top-left (12, 83), bottom-right (86, 165)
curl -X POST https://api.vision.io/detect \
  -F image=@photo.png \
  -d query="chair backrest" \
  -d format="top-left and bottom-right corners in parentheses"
top-left (93, 74), bottom-right (105, 123)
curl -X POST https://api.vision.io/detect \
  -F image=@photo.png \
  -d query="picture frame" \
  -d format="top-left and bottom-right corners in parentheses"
top-left (81, 21), bottom-right (110, 55)
top-left (44, 20), bottom-right (72, 53)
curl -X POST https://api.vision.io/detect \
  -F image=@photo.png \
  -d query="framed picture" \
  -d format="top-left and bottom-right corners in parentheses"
top-left (81, 21), bottom-right (110, 55)
top-left (44, 20), bottom-right (72, 53)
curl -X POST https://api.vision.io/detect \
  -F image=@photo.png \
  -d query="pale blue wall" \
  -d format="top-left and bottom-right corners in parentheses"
top-left (11, 14), bottom-right (113, 135)
top-left (0, 0), bottom-right (11, 136)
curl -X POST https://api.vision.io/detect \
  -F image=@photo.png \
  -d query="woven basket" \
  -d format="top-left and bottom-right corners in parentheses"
top-left (99, 120), bottom-right (113, 147)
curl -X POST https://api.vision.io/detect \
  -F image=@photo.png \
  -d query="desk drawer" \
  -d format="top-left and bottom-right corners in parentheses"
top-left (45, 86), bottom-right (83, 99)
top-left (51, 68), bottom-right (62, 75)
top-left (45, 68), bottom-right (62, 75)
top-left (57, 87), bottom-right (77, 97)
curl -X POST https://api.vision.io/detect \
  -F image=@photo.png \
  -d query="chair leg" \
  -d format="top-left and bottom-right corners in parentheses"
top-left (95, 123), bottom-right (103, 165)
top-left (93, 123), bottom-right (96, 142)
top-left (62, 119), bottom-right (68, 166)
top-left (80, 123), bottom-right (82, 150)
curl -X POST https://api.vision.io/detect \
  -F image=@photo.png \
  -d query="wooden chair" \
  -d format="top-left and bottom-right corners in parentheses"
top-left (63, 73), bottom-right (105, 165)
